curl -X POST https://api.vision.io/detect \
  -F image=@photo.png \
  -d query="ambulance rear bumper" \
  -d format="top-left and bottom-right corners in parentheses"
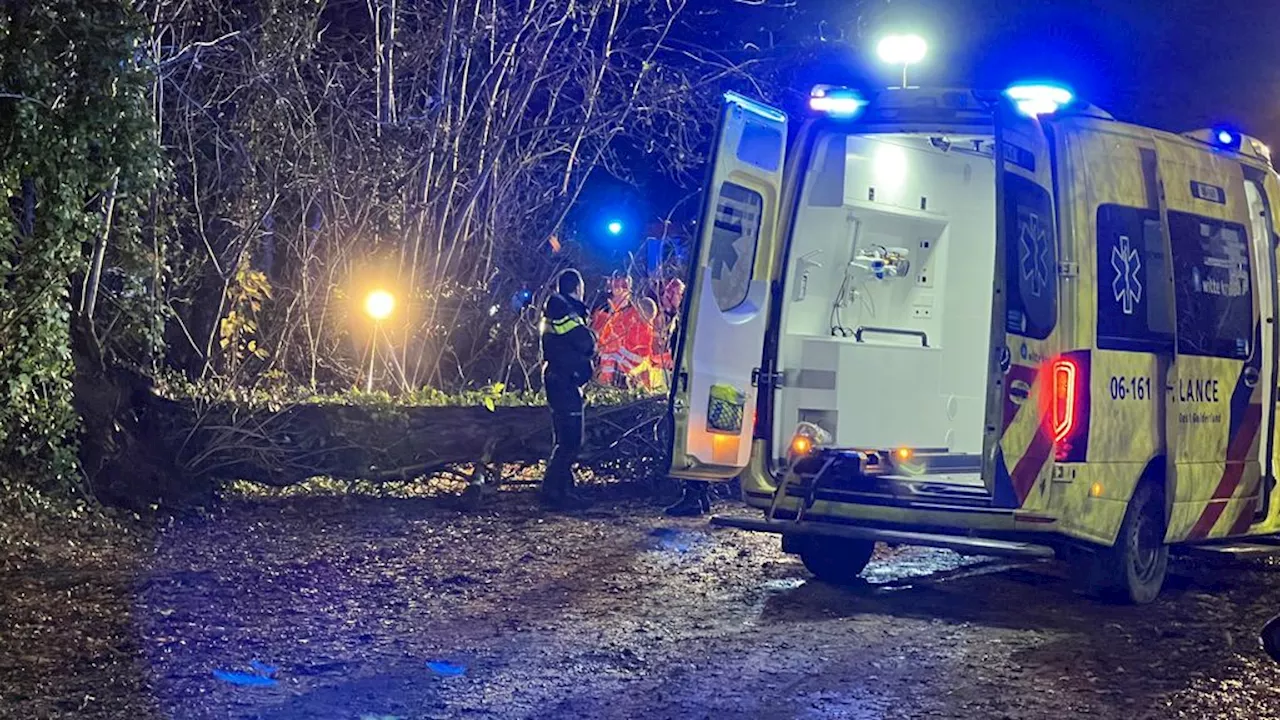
top-left (710, 514), bottom-right (1058, 560)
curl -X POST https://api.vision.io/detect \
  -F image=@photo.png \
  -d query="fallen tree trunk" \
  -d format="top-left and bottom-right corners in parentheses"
top-left (155, 394), bottom-right (668, 488)
top-left (71, 318), bottom-right (203, 509)
top-left (74, 318), bottom-right (670, 509)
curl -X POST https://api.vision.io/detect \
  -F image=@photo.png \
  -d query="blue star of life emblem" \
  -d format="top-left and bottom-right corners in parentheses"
top-left (1111, 234), bottom-right (1142, 315)
top-left (1019, 213), bottom-right (1050, 298)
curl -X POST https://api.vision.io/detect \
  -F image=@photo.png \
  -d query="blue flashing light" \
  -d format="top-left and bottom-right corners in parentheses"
top-left (809, 86), bottom-right (867, 118)
top-left (606, 220), bottom-right (624, 235)
top-left (1212, 127), bottom-right (1243, 151)
top-left (1005, 82), bottom-right (1075, 117)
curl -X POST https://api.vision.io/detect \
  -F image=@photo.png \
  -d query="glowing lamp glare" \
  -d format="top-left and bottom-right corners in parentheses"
top-left (1005, 83), bottom-right (1074, 117)
top-left (364, 289), bottom-right (395, 320)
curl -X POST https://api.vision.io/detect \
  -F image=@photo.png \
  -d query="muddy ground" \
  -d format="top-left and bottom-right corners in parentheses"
top-left (4, 485), bottom-right (1280, 720)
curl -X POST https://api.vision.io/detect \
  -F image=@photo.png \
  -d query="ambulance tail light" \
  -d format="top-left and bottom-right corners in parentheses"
top-left (1050, 359), bottom-right (1077, 442)
top-left (1045, 352), bottom-right (1090, 463)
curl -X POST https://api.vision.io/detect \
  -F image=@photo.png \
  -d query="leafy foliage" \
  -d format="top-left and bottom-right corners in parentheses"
top-left (218, 256), bottom-right (273, 373)
top-left (156, 372), bottom-right (658, 413)
top-left (0, 1), bottom-right (160, 487)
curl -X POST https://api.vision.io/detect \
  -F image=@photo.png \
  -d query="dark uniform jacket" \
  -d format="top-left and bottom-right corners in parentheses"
top-left (541, 293), bottom-right (595, 389)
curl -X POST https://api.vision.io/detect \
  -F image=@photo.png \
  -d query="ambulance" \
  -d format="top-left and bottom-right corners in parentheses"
top-left (665, 82), bottom-right (1280, 603)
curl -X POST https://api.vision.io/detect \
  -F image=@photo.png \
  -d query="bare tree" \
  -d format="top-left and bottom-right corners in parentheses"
top-left (133, 0), bottom-right (827, 394)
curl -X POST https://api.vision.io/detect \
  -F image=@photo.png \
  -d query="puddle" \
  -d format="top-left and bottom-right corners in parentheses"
top-left (861, 548), bottom-right (990, 585)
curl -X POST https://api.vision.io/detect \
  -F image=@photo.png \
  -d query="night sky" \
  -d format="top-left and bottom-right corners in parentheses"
top-left (580, 0), bottom-right (1280, 254)
top-left (851, 0), bottom-right (1280, 147)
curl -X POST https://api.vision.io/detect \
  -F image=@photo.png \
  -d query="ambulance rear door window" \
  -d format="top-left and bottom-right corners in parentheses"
top-left (1095, 205), bottom-right (1174, 353)
top-left (1004, 174), bottom-right (1056, 339)
top-left (708, 182), bottom-right (763, 312)
top-left (1167, 211), bottom-right (1253, 359)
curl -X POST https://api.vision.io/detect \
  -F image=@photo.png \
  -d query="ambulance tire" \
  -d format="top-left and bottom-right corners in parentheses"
top-left (796, 536), bottom-right (875, 585)
top-left (1076, 481), bottom-right (1169, 604)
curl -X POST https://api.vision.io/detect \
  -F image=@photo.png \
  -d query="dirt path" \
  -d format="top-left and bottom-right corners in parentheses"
top-left (5, 491), bottom-right (1280, 719)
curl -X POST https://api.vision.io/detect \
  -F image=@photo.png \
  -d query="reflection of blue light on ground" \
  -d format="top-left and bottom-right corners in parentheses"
top-left (646, 527), bottom-right (701, 553)
top-left (759, 578), bottom-right (806, 593)
top-left (860, 548), bottom-right (980, 585)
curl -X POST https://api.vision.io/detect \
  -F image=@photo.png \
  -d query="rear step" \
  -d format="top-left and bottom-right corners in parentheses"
top-left (1176, 540), bottom-right (1280, 560)
top-left (710, 515), bottom-right (1056, 560)
top-left (784, 449), bottom-right (995, 510)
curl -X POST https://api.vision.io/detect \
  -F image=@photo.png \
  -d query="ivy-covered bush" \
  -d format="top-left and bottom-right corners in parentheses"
top-left (0, 2), bottom-right (159, 488)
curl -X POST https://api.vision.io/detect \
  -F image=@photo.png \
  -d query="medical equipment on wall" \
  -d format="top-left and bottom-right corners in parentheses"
top-left (850, 245), bottom-right (912, 280)
top-left (832, 237), bottom-right (912, 336)
top-left (792, 250), bottom-right (823, 302)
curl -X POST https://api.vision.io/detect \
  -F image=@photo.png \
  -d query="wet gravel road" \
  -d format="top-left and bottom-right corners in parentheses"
top-left (5, 491), bottom-right (1280, 719)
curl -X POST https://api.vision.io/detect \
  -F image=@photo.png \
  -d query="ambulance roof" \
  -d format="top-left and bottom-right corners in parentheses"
top-left (809, 85), bottom-right (1272, 168)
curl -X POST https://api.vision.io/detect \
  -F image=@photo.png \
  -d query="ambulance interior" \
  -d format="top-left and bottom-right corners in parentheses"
top-left (775, 131), bottom-right (998, 486)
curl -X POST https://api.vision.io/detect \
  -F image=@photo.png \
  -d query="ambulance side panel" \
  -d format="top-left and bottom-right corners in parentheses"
top-left (1048, 121), bottom-right (1168, 547)
top-left (1251, 170), bottom-right (1280, 534)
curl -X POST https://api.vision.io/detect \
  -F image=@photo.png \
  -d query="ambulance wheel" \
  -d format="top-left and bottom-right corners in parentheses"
top-left (1075, 481), bottom-right (1169, 604)
top-left (796, 536), bottom-right (875, 585)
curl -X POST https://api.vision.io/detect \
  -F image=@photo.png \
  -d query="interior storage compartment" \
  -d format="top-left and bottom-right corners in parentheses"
top-left (774, 132), bottom-right (998, 468)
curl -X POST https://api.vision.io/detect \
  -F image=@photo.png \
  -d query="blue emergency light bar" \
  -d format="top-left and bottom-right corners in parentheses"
top-left (1210, 126), bottom-right (1244, 152)
top-left (1004, 82), bottom-right (1075, 117)
top-left (809, 85), bottom-right (867, 118)
top-left (1182, 127), bottom-right (1271, 161)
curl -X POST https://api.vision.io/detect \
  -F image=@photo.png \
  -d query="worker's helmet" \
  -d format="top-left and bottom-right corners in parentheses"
top-left (636, 297), bottom-right (658, 322)
top-left (608, 274), bottom-right (633, 301)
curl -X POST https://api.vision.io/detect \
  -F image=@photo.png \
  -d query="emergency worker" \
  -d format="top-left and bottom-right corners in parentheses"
top-left (655, 278), bottom-right (685, 372)
top-left (655, 277), bottom-right (710, 516)
top-left (626, 297), bottom-right (661, 390)
top-left (540, 269), bottom-right (596, 509)
top-left (591, 274), bottom-right (633, 386)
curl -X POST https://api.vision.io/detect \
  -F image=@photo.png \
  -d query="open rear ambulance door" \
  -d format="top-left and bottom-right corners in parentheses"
top-left (985, 101), bottom-right (1065, 511)
top-left (666, 92), bottom-right (788, 480)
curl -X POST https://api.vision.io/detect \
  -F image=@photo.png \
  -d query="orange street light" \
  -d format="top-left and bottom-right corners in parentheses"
top-left (363, 289), bottom-right (395, 391)
top-left (364, 289), bottom-right (395, 321)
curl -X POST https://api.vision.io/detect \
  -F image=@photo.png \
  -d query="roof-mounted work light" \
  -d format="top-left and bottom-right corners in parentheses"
top-left (877, 35), bottom-right (927, 88)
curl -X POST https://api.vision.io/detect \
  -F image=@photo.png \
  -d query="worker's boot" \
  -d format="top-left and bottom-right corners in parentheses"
top-left (540, 472), bottom-right (590, 511)
top-left (560, 487), bottom-right (592, 511)
top-left (664, 482), bottom-right (711, 517)
top-left (538, 470), bottom-right (567, 508)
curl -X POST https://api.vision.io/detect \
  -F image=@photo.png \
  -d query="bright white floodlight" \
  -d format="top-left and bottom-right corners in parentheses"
top-left (877, 35), bottom-right (927, 88)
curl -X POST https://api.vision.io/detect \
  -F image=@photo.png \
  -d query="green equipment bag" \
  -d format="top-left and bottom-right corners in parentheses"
top-left (707, 383), bottom-right (746, 434)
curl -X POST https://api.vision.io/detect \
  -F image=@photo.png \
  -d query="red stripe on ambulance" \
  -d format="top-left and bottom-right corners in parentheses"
top-left (1011, 423), bottom-right (1054, 504)
top-left (1187, 404), bottom-right (1262, 540)
top-left (1227, 498), bottom-right (1258, 537)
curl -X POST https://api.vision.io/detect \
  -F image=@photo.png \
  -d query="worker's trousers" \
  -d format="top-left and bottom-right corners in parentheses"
top-left (544, 374), bottom-right (584, 497)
